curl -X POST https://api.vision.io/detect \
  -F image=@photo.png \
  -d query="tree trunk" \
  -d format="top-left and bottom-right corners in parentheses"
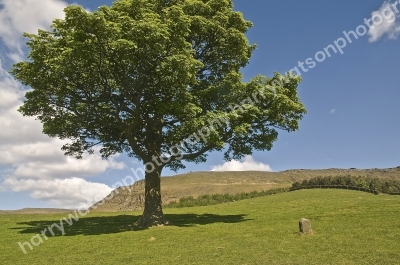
top-left (134, 167), bottom-right (169, 227)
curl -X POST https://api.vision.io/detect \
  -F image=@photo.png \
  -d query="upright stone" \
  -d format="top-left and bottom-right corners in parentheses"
top-left (299, 218), bottom-right (312, 233)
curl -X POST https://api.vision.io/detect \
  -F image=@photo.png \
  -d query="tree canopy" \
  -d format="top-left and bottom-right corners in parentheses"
top-left (11, 0), bottom-right (307, 226)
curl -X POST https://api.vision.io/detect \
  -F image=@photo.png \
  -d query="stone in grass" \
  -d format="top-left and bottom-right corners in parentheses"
top-left (299, 218), bottom-right (312, 233)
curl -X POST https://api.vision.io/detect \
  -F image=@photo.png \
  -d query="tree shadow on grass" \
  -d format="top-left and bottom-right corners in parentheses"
top-left (167, 213), bottom-right (252, 227)
top-left (11, 213), bottom-right (252, 236)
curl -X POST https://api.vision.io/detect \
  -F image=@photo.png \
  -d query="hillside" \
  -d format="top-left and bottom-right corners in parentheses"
top-left (90, 167), bottom-right (400, 212)
top-left (3, 189), bottom-right (400, 264)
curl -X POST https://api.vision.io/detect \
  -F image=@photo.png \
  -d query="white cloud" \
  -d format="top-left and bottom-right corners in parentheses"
top-left (3, 178), bottom-right (113, 209)
top-left (4, 146), bottom-right (125, 180)
top-left (330, 109), bottom-right (336, 114)
top-left (0, 0), bottom-right (69, 61)
top-left (210, 155), bottom-right (272, 172)
top-left (368, 1), bottom-right (400, 42)
top-left (0, 0), bottom-right (126, 209)
top-left (0, 63), bottom-right (23, 109)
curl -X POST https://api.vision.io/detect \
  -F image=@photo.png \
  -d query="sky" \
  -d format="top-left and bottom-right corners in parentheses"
top-left (0, 0), bottom-right (399, 210)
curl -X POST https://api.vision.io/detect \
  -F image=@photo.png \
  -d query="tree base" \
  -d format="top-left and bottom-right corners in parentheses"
top-left (134, 213), bottom-right (170, 228)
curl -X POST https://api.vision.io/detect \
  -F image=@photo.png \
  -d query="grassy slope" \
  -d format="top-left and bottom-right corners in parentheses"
top-left (0, 209), bottom-right (73, 215)
top-left (92, 168), bottom-right (400, 212)
top-left (1, 189), bottom-right (400, 265)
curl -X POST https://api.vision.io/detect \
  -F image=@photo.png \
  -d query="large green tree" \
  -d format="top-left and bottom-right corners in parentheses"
top-left (11, 0), bottom-right (306, 227)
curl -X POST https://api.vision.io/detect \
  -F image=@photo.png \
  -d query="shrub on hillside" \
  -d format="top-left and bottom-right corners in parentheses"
top-left (291, 175), bottom-right (400, 194)
top-left (166, 187), bottom-right (291, 208)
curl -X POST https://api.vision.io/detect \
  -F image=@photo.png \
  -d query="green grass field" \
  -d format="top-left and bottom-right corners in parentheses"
top-left (1, 189), bottom-right (400, 265)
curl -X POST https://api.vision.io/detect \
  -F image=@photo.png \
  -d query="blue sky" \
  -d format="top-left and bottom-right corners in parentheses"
top-left (0, 0), bottom-right (399, 210)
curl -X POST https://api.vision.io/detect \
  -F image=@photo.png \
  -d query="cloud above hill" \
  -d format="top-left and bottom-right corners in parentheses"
top-left (210, 156), bottom-right (272, 172)
top-left (0, 0), bottom-right (125, 209)
top-left (368, 1), bottom-right (400, 42)
top-left (3, 178), bottom-right (113, 209)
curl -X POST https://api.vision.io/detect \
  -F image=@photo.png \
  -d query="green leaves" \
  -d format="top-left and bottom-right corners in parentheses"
top-left (11, 0), bottom-right (306, 169)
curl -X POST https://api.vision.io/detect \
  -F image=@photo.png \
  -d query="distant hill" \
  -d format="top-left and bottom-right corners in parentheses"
top-left (90, 167), bottom-right (400, 212)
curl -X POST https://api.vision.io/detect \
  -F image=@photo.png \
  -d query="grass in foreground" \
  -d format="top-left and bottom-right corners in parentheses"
top-left (1, 189), bottom-right (399, 265)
